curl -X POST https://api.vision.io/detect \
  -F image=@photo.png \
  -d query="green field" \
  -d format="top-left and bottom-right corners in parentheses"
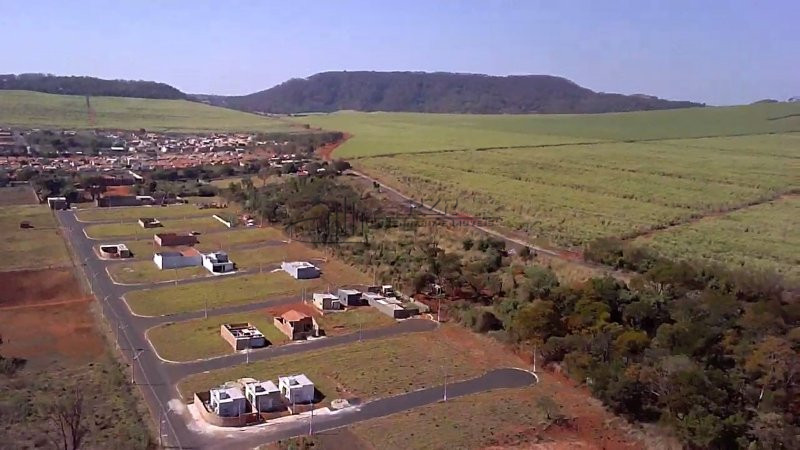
top-left (147, 311), bottom-right (289, 362)
top-left (298, 103), bottom-right (800, 158)
top-left (125, 271), bottom-right (319, 316)
top-left (637, 195), bottom-right (800, 280)
top-left (359, 135), bottom-right (799, 247)
top-left (177, 326), bottom-right (522, 401)
top-left (76, 203), bottom-right (234, 223)
top-left (0, 90), bottom-right (295, 132)
top-left (0, 205), bottom-right (70, 270)
top-left (85, 216), bottom-right (225, 239)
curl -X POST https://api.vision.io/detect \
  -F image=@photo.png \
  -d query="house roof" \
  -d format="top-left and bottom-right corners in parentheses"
top-left (279, 374), bottom-right (313, 387)
top-left (281, 309), bottom-right (309, 322)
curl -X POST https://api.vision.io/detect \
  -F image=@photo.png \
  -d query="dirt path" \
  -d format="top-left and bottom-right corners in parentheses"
top-left (0, 297), bottom-right (91, 311)
top-left (319, 132), bottom-right (352, 161)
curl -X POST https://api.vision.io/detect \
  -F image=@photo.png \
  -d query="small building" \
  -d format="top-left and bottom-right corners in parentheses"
top-left (209, 386), bottom-right (247, 417)
top-left (365, 293), bottom-right (414, 319)
top-left (220, 323), bottom-right (266, 351)
top-left (47, 197), bottom-right (68, 210)
top-left (154, 232), bottom-right (198, 247)
top-left (99, 243), bottom-right (132, 259)
top-left (138, 217), bottom-right (162, 228)
top-left (273, 310), bottom-right (319, 340)
top-left (280, 261), bottom-right (320, 279)
top-left (153, 247), bottom-right (202, 270)
top-left (243, 380), bottom-right (283, 413)
top-left (312, 293), bottom-right (342, 311)
top-left (337, 289), bottom-right (363, 307)
top-left (278, 374), bottom-right (315, 404)
top-left (203, 251), bottom-right (235, 274)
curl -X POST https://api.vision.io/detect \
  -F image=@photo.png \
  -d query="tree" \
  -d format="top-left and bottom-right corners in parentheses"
top-left (536, 395), bottom-right (566, 424)
top-left (613, 330), bottom-right (650, 358)
top-left (462, 237), bottom-right (474, 251)
top-left (744, 336), bottom-right (799, 393)
top-left (520, 266), bottom-right (559, 299)
top-left (41, 386), bottom-right (89, 450)
top-left (258, 167), bottom-right (271, 186)
top-left (474, 310), bottom-right (503, 333)
top-left (510, 300), bottom-right (562, 343)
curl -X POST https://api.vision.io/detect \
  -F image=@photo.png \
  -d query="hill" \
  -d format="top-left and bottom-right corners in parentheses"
top-left (0, 73), bottom-right (186, 100)
top-left (205, 71), bottom-right (703, 114)
top-left (0, 90), bottom-right (293, 132)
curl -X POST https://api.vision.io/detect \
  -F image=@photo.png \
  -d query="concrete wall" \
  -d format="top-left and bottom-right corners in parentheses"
top-left (193, 393), bottom-right (261, 427)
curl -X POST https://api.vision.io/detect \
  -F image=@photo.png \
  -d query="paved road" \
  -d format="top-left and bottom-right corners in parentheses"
top-left (57, 210), bottom-right (537, 448)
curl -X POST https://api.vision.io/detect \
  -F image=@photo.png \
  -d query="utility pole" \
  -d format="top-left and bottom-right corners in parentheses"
top-left (443, 363), bottom-right (448, 402)
top-left (174, 268), bottom-right (178, 286)
top-left (204, 296), bottom-right (208, 319)
top-left (158, 409), bottom-right (163, 448)
top-left (532, 345), bottom-right (537, 373)
top-left (309, 402), bottom-right (314, 436)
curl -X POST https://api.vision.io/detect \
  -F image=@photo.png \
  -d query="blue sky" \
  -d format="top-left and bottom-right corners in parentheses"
top-left (1, 0), bottom-right (797, 105)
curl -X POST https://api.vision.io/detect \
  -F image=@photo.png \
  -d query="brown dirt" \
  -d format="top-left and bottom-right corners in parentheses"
top-left (0, 268), bottom-right (84, 308)
top-left (318, 132), bottom-right (352, 161)
top-left (104, 185), bottom-right (134, 196)
top-left (265, 302), bottom-right (321, 318)
top-left (0, 299), bottom-right (105, 367)
top-left (0, 185), bottom-right (38, 205)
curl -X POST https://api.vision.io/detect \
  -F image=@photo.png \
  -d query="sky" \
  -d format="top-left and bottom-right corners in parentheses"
top-left (0, 0), bottom-right (797, 105)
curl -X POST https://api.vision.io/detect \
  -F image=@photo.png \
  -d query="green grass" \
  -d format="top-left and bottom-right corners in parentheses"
top-left (296, 103), bottom-right (800, 158)
top-left (637, 195), bottom-right (800, 281)
top-left (0, 90), bottom-right (295, 132)
top-left (147, 311), bottom-right (290, 362)
top-left (76, 203), bottom-right (234, 223)
top-left (358, 135), bottom-right (799, 248)
top-left (0, 205), bottom-right (71, 269)
top-left (108, 260), bottom-right (209, 284)
top-left (125, 271), bottom-right (320, 316)
top-left (85, 216), bottom-right (225, 239)
top-left (317, 307), bottom-right (396, 335)
top-left (177, 326), bottom-right (522, 401)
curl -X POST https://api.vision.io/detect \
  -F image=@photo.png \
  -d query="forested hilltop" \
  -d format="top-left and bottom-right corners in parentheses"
top-left (202, 71), bottom-right (704, 114)
top-left (0, 73), bottom-right (187, 99)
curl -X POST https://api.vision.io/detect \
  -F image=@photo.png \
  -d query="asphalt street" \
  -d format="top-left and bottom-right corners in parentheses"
top-left (57, 209), bottom-right (537, 449)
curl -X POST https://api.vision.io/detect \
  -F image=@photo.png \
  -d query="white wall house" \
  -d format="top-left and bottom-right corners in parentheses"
top-left (202, 251), bottom-right (235, 274)
top-left (312, 293), bottom-right (342, 311)
top-left (153, 250), bottom-right (202, 270)
top-left (244, 380), bottom-right (283, 413)
top-left (278, 374), bottom-right (315, 404)
top-left (209, 386), bottom-right (247, 417)
top-left (281, 261), bottom-right (320, 279)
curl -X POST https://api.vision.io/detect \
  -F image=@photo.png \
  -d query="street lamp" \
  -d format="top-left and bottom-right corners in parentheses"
top-left (131, 349), bottom-right (144, 384)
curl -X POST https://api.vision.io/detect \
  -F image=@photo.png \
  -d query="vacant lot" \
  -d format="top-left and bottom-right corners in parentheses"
top-left (298, 102), bottom-right (800, 158)
top-left (0, 185), bottom-right (37, 205)
top-left (76, 203), bottom-right (234, 223)
top-left (0, 89), bottom-right (295, 132)
top-left (85, 216), bottom-right (226, 239)
top-left (147, 310), bottom-right (289, 362)
top-left (125, 271), bottom-right (319, 316)
top-left (0, 205), bottom-right (70, 270)
top-left (178, 325), bottom-right (524, 401)
top-left (357, 134), bottom-right (799, 254)
top-left (638, 195), bottom-right (800, 281)
top-left (0, 268), bottom-right (84, 308)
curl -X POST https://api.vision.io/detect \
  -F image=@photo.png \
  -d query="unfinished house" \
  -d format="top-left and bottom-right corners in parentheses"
top-left (273, 310), bottom-right (319, 340)
top-left (280, 261), bottom-right (320, 279)
top-left (364, 292), bottom-right (415, 319)
top-left (312, 293), bottom-right (342, 311)
top-left (243, 380), bottom-right (283, 413)
top-left (154, 232), bottom-right (198, 247)
top-left (99, 243), bottom-right (132, 259)
top-left (153, 247), bottom-right (202, 269)
top-left (337, 289), bottom-right (363, 307)
top-left (220, 323), bottom-right (266, 351)
top-left (278, 374), bottom-right (315, 404)
top-left (209, 386), bottom-right (247, 417)
top-left (203, 251), bottom-right (235, 274)
top-left (138, 217), bottom-right (162, 228)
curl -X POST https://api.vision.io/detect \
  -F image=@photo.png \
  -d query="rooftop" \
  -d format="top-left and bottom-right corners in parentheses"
top-left (281, 309), bottom-right (310, 322)
top-left (279, 374), bottom-right (313, 387)
top-left (245, 380), bottom-right (279, 394)
top-left (211, 386), bottom-right (244, 401)
top-left (282, 261), bottom-right (318, 270)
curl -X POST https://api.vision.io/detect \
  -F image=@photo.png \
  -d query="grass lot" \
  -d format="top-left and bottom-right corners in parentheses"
top-left (147, 311), bottom-right (289, 362)
top-left (76, 203), bottom-right (234, 223)
top-left (125, 271), bottom-right (319, 316)
top-left (85, 216), bottom-right (225, 239)
top-left (637, 195), bottom-right (800, 281)
top-left (297, 102), bottom-right (800, 158)
top-left (358, 134), bottom-right (799, 250)
top-left (178, 325), bottom-right (523, 401)
top-left (317, 307), bottom-right (396, 335)
top-left (0, 90), bottom-right (295, 132)
top-left (0, 185), bottom-right (37, 206)
top-left (351, 386), bottom-right (542, 449)
top-left (107, 242), bottom-right (311, 284)
top-left (0, 205), bottom-right (70, 270)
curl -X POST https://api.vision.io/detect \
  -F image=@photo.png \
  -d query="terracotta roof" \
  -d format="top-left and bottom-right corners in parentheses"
top-left (281, 310), bottom-right (308, 322)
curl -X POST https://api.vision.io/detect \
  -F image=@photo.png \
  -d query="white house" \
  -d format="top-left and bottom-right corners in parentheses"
top-left (281, 261), bottom-right (320, 279)
top-left (153, 248), bottom-right (202, 270)
top-left (278, 374), bottom-right (315, 404)
top-left (312, 293), bottom-right (342, 311)
top-left (209, 386), bottom-right (247, 417)
top-left (243, 380), bottom-right (283, 413)
top-left (202, 251), bottom-right (235, 274)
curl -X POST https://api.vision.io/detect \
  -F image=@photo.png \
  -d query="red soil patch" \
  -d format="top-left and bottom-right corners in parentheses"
top-left (318, 133), bottom-right (352, 161)
top-left (0, 268), bottom-right (84, 308)
top-left (104, 185), bottom-right (134, 196)
top-left (0, 299), bottom-right (104, 366)
top-left (265, 302), bottom-right (321, 318)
